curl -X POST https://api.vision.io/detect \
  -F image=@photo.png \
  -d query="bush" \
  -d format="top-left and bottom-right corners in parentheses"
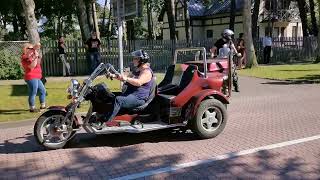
top-left (0, 49), bottom-right (23, 80)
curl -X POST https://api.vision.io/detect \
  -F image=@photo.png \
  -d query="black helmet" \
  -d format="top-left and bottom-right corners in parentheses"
top-left (131, 49), bottom-right (150, 64)
top-left (222, 29), bottom-right (234, 40)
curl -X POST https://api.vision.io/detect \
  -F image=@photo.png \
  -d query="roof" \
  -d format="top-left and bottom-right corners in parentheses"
top-left (188, 0), bottom-right (244, 17)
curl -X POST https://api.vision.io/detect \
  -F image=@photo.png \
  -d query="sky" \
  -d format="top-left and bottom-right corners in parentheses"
top-left (97, 0), bottom-right (109, 7)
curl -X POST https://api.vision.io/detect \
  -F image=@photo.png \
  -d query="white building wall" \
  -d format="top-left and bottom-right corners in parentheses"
top-left (162, 11), bottom-right (302, 40)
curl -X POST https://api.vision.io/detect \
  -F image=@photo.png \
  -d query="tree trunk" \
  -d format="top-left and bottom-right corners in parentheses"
top-left (92, 2), bottom-right (100, 38)
top-left (86, 1), bottom-right (94, 33)
top-left (183, 0), bottom-right (191, 43)
top-left (76, 0), bottom-right (91, 42)
top-left (13, 15), bottom-right (19, 33)
top-left (20, 0), bottom-right (40, 44)
top-left (147, 0), bottom-right (153, 39)
top-left (297, 0), bottom-right (309, 36)
top-left (106, 5), bottom-right (112, 40)
top-left (126, 20), bottom-right (135, 40)
top-left (101, 0), bottom-right (108, 37)
top-left (165, 0), bottom-right (176, 41)
top-left (243, 0), bottom-right (258, 68)
top-left (252, 0), bottom-right (260, 40)
top-left (229, 0), bottom-right (236, 31)
top-left (309, 0), bottom-right (318, 36)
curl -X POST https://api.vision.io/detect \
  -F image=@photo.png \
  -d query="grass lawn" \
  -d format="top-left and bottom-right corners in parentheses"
top-left (0, 74), bottom-right (164, 122)
top-left (239, 63), bottom-right (320, 82)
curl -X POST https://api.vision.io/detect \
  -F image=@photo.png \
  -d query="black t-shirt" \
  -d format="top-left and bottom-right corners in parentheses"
top-left (86, 38), bottom-right (101, 52)
top-left (214, 38), bottom-right (228, 53)
top-left (58, 42), bottom-right (65, 54)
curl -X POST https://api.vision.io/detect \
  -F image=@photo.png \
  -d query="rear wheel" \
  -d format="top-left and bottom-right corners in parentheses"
top-left (192, 99), bottom-right (227, 139)
top-left (34, 111), bottom-right (76, 150)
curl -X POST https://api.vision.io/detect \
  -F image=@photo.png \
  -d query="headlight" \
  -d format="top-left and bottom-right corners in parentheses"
top-left (67, 79), bottom-right (80, 98)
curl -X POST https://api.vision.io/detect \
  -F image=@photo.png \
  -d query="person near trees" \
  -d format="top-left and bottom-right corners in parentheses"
top-left (58, 36), bottom-right (71, 76)
top-left (21, 43), bottom-right (46, 113)
top-left (236, 33), bottom-right (246, 69)
top-left (210, 29), bottom-right (241, 92)
top-left (263, 32), bottom-right (273, 64)
top-left (85, 31), bottom-right (101, 74)
top-left (210, 29), bottom-right (241, 58)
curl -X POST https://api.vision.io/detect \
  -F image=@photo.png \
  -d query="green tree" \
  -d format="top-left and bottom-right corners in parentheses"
top-left (252, 0), bottom-right (260, 40)
top-left (229, 0), bottom-right (236, 31)
top-left (243, 0), bottom-right (258, 68)
top-left (297, 0), bottom-right (309, 36)
top-left (309, 0), bottom-right (318, 36)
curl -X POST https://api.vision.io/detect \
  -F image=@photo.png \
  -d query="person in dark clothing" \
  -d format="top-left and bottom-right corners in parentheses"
top-left (90, 50), bottom-right (154, 130)
top-left (210, 29), bottom-right (241, 92)
top-left (85, 32), bottom-right (101, 73)
top-left (58, 36), bottom-right (71, 76)
top-left (263, 32), bottom-right (272, 64)
top-left (210, 29), bottom-right (241, 58)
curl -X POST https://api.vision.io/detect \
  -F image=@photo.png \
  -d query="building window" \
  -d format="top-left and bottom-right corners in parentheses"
top-left (176, 8), bottom-right (184, 21)
top-left (207, 30), bottom-right (213, 38)
top-left (273, 27), bottom-right (279, 37)
top-left (292, 26), bottom-right (297, 37)
top-left (281, 27), bottom-right (285, 37)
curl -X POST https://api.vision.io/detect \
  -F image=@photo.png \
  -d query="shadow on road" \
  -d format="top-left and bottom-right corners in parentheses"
top-left (0, 129), bottom-right (199, 154)
top-left (156, 150), bottom-right (320, 179)
top-left (0, 109), bottom-right (29, 115)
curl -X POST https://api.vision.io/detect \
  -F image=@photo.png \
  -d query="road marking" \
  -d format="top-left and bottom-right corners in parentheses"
top-left (112, 134), bottom-right (320, 180)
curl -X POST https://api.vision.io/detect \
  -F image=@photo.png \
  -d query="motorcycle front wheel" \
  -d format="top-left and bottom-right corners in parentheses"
top-left (34, 111), bottom-right (76, 150)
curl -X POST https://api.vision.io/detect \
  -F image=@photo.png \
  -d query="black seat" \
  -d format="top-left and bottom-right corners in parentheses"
top-left (158, 65), bottom-right (175, 88)
top-left (158, 64), bottom-right (197, 95)
top-left (131, 79), bottom-right (157, 112)
top-left (179, 65), bottom-right (197, 90)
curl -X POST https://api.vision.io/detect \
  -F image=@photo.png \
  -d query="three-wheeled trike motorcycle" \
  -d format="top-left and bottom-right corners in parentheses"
top-left (34, 47), bottom-right (234, 150)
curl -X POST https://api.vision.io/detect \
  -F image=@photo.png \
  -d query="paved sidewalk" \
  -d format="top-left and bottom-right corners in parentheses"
top-left (0, 76), bottom-right (320, 179)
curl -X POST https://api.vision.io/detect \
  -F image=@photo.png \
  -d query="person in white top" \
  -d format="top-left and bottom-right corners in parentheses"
top-left (263, 33), bottom-right (272, 64)
top-left (218, 44), bottom-right (230, 58)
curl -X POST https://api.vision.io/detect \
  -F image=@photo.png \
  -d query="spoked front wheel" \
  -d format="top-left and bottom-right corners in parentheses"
top-left (192, 99), bottom-right (227, 139)
top-left (34, 111), bottom-right (76, 150)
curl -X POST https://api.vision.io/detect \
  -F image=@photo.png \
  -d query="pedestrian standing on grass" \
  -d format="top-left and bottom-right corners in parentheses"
top-left (58, 36), bottom-right (71, 76)
top-left (85, 31), bottom-right (101, 74)
top-left (21, 43), bottom-right (46, 112)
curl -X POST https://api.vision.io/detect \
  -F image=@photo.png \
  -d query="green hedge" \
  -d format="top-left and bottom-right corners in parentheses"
top-left (0, 49), bottom-right (23, 80)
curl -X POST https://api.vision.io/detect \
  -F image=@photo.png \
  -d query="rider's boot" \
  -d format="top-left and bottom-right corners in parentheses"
top-left (89, 112), bottom-right (105, 130)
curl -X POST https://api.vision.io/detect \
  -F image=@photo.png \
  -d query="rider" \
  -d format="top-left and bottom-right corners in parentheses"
top-left (210, 29), bottom-right (241, 58)
top-left (91, 49), bottom-right (154, 129)
top-left (210, 29), bottom-right (241, 92)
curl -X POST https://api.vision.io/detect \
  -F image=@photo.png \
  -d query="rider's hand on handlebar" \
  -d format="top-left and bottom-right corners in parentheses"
top-left (115, 74), bottom-right (128, 82)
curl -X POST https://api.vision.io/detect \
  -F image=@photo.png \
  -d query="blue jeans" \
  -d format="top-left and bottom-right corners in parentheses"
top-left (87, 52), bottom-right (101, 74)
top-left (104, 94), bottom-right (145, 122)
top-left (25, 79), bottom-right (46, 107)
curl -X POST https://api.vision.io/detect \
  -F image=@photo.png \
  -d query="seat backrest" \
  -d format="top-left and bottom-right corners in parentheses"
top-left (178, 65), bottom-right (197, 90)
top-left (158, 65), bottom-right (175, 88)
top-left (145, 78), bottom-right (157, 103)
top-left (133, 78), bottom-right (157, 111)
top-left (158, 64), bottom-right (190, 88)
